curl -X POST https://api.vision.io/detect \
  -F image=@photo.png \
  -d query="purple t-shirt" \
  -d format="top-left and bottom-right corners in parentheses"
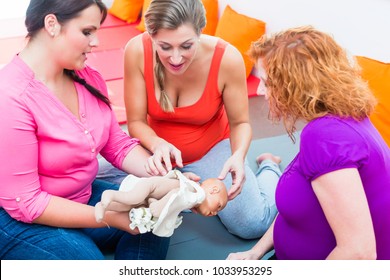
top-left (274, 115), bottom-right (390, 259)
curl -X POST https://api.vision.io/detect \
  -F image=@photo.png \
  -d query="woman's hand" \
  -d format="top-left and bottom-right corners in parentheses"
top-left (218, 153), bottom-right (246, 200)
top-left (145, 140), bottom-right (183, 176)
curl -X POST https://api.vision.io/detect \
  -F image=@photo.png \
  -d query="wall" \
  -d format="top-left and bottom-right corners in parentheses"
top-left (0, 0), bottom-right (29, 19)
top-left (2, 0), bottom-right (389, 61)
top-left (218, 0), bottom-right (390, 62)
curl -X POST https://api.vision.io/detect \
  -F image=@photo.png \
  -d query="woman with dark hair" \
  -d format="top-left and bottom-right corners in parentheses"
top-left (0, 0), bottom-right (169, 259)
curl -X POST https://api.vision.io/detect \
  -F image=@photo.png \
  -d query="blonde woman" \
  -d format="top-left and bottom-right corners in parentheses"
top-left (120, 0), bottom-right (282, 239)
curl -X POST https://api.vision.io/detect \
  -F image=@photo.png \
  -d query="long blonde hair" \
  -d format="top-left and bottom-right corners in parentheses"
top-left (249, 26), bottom-right (377, 139)
top-left (145, 0), bottom-right (206, 112)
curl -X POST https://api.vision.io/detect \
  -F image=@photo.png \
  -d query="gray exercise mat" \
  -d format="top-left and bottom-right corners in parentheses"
top-left (166, 132), bottom-right (301, 260)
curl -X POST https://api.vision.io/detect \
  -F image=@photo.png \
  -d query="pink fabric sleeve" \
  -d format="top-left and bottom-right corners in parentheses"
top-left (0, 88), bottom-right (51, 223)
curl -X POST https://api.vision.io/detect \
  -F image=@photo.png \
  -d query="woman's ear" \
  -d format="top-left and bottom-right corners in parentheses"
top-left (44, 14), bottom-right (60, 37)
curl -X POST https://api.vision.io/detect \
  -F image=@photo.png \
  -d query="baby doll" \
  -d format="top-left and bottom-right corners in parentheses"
top-left (95, 170), bottom-right (228, 237)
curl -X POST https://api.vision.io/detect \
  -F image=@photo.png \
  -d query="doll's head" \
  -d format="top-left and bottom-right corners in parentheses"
top-left (194, 178), bottom-right (228, 216)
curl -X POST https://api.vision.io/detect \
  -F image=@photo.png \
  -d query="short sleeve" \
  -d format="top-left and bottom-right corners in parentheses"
top-left (299, 117), bottom-right (369, 181)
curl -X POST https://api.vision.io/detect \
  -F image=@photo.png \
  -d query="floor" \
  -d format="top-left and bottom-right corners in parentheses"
top-left (248, 95), bottom-right (305, 140)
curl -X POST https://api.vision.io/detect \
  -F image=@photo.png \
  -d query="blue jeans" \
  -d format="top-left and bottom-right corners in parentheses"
top-left (97, 139), bottom-right (281, 239)
top-left (0, 180), bottom-right (169, 260)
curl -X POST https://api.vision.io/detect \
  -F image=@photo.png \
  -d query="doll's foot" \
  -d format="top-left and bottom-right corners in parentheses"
top-left (148, 198), bottom-right (162, 217)
top-left (95, 202), bottom-right (106, 223)
top-left (256, 153), bottom-right (281, 166)
top-left (94, 190), bottom-right (115, 222)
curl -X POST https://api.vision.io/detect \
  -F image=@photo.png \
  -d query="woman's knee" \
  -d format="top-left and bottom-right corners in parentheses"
top-left (219, 213), bottom-right (267, 239)
top-left (218, 198), bottom-right (277, 239)
top-left (116, 233), bottom-right (170, 260)
top-left (42, 228), bottom-right (105, 259)
top-left (0, 226), bottom-right (104, 260)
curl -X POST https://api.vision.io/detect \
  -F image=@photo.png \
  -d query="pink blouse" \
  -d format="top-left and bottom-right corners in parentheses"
top-left (0, 55), bottom-right (139, 223)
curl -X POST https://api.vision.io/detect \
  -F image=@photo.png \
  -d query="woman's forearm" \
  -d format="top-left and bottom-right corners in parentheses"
top-left (127, 120), bottom-right (162, 152)
top-left (252, 216), bottom-right (276, 258)
top-left (33, 196), bottom-right (137, 233)
top-left (229, 122), bottom-right (252, 157)
top-left (121, 145), bottom-right (152, 177)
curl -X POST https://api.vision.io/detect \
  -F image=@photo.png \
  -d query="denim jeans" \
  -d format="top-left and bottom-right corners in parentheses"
top-left (97, 139), bottom-right (281, 239)
top-left (0, 179), bottom-right (170, 260)
top-left (180, 139), bottom-right (281, 239)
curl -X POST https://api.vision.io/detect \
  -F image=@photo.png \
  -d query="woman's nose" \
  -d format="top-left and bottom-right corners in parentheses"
top-left (170, 49), bottom-right (183, 64)
top-left (89, 35), bottom-right (99, 48)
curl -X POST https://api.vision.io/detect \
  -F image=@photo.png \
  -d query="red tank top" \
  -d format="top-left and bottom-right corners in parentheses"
top-left (142, 33), bottom-right (230, 165)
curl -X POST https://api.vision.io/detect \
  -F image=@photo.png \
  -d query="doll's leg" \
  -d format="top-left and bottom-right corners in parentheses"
top-left (102, 177), bottom-right (176, 207)
top-left (148, 189), bottom-right (178, 217)
top-left (120, 175), bottom-right (180, 199)
top-left (95, 190), bottom-right (136, 222)
top-left (95, 180), bottom-right (155, 222)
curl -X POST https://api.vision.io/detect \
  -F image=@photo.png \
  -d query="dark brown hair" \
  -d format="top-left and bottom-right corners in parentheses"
top-left (25, 0), bottom-right (110, 107)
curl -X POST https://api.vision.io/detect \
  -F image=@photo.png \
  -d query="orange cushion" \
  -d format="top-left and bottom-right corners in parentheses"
top-left (215, 5), bottom-right (266, 78)
top-left (108, 0), bottom-right (144, 23)
top-left (136, 0), bottom-right (152, 32)
top-left (202, 0), bottom-right (219, 35)
top-left (356, 56), bottom-right (390, 147)
top-left (137, 0), bottom-right (218, 35)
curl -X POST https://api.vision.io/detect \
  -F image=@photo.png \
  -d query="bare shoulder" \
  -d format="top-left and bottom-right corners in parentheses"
top-left (124, 33), bottom-right (144, 56)
top-left (200, 35), bottom-right (245, 71)
top-left (124, 33), bottom-right (145, 70)
top-left (221, 43), bottom-right (246, 71)
top-left (217, 41), bottom-right (246, 87)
